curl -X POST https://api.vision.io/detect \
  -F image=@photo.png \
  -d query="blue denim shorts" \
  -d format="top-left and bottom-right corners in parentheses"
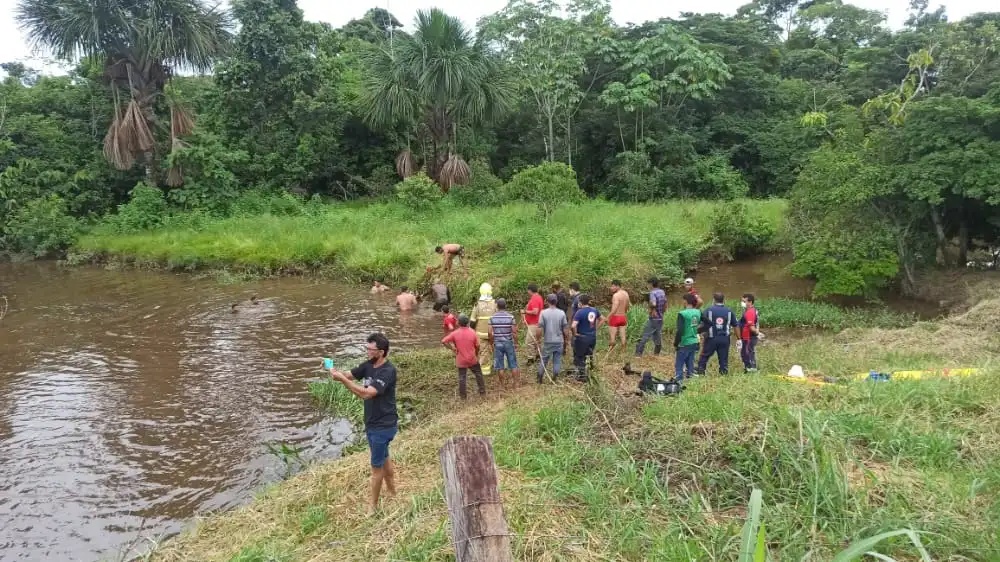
top-left (366, 426), bottom-right (397, 468)
top-left (493, 340), bottom-right (518, 370)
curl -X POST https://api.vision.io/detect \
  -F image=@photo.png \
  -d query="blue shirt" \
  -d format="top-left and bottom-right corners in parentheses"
top-left (573, 306), bottom-right (601, 337)
top-left (649, 288), bottom-right (666, 319)
top-left (701, 305), bottom-right (739, 338)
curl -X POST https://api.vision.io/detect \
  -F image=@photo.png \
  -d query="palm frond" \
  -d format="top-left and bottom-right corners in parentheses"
top-left (103, 102), bottom-right (135, 171)
top-left (439, 153), bottom-right (471, 192)
top-left (170, 104), bottom-right (195, 138)
top-left (120, 98), bottom-right (156, 153)
top-left (16, 0), bottom-right (132, 62)
top-left (17, 0), bottom-right (231, 72)
top-left (395, 149), bottom-right (417, 179)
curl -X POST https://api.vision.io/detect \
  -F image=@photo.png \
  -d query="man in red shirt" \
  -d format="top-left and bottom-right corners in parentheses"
top-left (441, 305), bottom-right (457, 335)
top-left (441, 314), bottom-right (486, 399)
top-left (522, 283), bottom-right (544, 352)
top-left (738, 293), bottom-right (760, 373)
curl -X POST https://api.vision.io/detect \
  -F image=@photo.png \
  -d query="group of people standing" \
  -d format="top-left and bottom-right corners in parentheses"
top-left (328, 247), bottom-right (762, 514)
top-left (629, 276), bottom-right (760, 380)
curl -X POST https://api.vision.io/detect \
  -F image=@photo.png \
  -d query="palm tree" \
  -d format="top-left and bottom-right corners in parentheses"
top-left (16, 0), bottom-right (231, 184)
top-left (361, 8), bottom-right (515, 192)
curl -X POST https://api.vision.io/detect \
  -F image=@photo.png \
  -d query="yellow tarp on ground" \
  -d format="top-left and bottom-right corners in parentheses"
top-left (852, 368), bottom-right (981, 381)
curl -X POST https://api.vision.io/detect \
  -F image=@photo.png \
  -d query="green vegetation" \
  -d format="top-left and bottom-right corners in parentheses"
top-left (147, 294), bottom-right (1000, 561)
top-left (3, 0), bottom-right (997, 298)
top-left (622, 297), bottom-right (915, 343)
top-left (77, 197), bottom-right (787, 303)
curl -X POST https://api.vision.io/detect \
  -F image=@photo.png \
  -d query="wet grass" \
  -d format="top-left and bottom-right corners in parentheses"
top-left (76, 199), bottom-right (787, 304)
top-left (147, 296), bottom-right (1000, 562)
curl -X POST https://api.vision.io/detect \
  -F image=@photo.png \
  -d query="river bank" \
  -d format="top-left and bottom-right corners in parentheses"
top-left (72, 199), bottom-right (786, 305)
top-left (147, 287), bottom-right (1000, 561)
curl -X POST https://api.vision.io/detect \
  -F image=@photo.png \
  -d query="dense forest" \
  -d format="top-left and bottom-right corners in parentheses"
top-left (1, 0), bottom-right (998, 296)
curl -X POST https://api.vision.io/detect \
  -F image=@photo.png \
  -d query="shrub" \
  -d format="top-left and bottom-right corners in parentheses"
top-left (164, 132), bottom-right (249, 213)
top-left (713, 201), bottom-right (777, 259)
top-left (503, 162), bottom-right (585, 221)
top-left (103, 182), bottom-right (169, 234)
top-left (2, 194), bottom-right (81, 257)
top-left (394, 172), bottom-right (442, 211)
top-left (230, 189), bottom-right (306, 217)
top-left (366, 164), bottom-right (399, 199)
top-left (685, 154), bottom-right (750, 200)
top-left (605, 151), bottom-right (665, 202)
top-left (448, 158), bottom-right (503, 207)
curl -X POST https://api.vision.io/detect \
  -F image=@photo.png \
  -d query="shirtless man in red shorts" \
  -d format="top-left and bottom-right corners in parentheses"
top-left (607, 280), bottom-right (630, 353)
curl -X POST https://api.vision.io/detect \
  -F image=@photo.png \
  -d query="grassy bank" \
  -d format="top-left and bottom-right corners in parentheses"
top-left (75, 198), bottom-right (786, 303)
top-left (149, 295), bottom-right (1000, 561)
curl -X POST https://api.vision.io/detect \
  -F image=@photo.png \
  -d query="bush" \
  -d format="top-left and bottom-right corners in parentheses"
top-left (394, 172), bottom-right (442, 211)
top-left (448, 159), bottom-right (503, 207)
top-left (605, 151), bottom-right (665, 202)
top-left (103, 182), bottom-right (170, 234)
top-left (712, 201), bottom-right (777, 259)
top-left (503, 162), bottom-right (585, 220)
top-left (164, 132), bottom-right (249, 213)
top-left (366, 164), bottom-right (399, 199)
top-left (685, 154), bottom-right (750, 200)
top-left (230, 189), bottom-right (307, 217)
top-left (2, 194), bottom-right (81, 257)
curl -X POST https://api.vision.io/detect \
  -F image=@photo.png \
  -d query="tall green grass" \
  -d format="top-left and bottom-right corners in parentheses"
top-left (490, 373), bottom-right (1000, 560)
top-left (76, 198), bottom-right (787, 303)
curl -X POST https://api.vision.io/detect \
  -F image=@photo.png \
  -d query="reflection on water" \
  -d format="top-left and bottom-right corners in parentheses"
top-left (0, 263), bottom-right (442, 561)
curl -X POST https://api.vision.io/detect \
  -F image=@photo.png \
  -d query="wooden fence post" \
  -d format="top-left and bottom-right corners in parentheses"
top-left (439, 436), bottom-right (513, 562)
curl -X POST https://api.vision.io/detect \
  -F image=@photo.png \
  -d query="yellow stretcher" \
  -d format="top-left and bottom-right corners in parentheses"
top-left (851, 368), bottom-right (981, 381)
top-left (770, 368), bottom-right (982, 387)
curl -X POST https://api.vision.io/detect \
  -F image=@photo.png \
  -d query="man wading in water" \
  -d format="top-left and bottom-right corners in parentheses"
top-left (328, 333), bottom-right (398, 513)
top-left (395, 286), bottom-right (418, 312)
top-left (422, 279), bottom-right (451, 312)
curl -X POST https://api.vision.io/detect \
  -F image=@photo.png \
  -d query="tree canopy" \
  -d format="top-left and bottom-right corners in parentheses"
top-left (2, 0), bottom-right (998, 289)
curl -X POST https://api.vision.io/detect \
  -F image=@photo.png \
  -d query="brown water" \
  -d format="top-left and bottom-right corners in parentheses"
top-left (0, 262), bottom-right (442, 561)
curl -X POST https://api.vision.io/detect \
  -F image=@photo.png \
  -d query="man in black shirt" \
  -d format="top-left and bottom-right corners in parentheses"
top-left (328, 333), bottom-right (399, 512)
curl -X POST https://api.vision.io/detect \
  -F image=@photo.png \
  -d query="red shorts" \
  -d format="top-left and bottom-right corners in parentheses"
top-left (609, 314), bottom-right (628, 328)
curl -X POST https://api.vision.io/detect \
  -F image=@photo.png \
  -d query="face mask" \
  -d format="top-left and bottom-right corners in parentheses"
top-left (741, 302), bottom-right (748, 309)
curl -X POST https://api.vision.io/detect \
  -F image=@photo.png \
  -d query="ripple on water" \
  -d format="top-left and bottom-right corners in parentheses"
top-left (0, 263), bottom-right (442, 560)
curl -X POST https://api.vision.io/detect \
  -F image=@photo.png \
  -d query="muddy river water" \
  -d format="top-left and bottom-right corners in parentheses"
top-left (0, 263), bottom-right (443, 561)
top-left (0, 257), bottom-right (932, 561)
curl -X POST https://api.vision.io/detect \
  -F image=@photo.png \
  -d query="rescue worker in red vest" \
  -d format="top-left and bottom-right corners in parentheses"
top-left (695, 292), bottom-right (739, 376)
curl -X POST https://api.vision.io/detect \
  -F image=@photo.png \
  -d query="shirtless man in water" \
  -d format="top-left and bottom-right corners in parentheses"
top-left (435, 243), bottom-right (465, 272)
top-left (395, 286), bottom-right (418, 312)
top-left (607, 279), bottom-right (630, 353)
top-left (371, 280), bottom-right (388, 294)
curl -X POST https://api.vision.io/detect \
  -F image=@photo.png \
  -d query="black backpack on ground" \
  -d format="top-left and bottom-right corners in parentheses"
top-left (637, 371), bottom-right (684, 396)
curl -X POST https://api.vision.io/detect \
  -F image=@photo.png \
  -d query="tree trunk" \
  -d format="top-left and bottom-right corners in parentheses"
top-left (566, 113), bottom-right (572, 167)
top-left (958, 214), bottom-right (970, 267)
top-left (896, 234), bottom-right (917, 296)
top-left (547, 113), bottom-right (555, 162)
top-left (928, 205), bottom-right (948, 265)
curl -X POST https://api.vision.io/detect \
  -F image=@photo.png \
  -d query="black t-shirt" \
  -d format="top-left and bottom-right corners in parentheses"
top-left (555, 290), bottom-right (570, 314)
top-left (350, 360), bottom-right (398, 430)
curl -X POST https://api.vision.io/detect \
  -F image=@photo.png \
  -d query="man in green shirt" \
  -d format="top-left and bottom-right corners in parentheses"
top-left (673, 293), bottom-right (701, 381)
